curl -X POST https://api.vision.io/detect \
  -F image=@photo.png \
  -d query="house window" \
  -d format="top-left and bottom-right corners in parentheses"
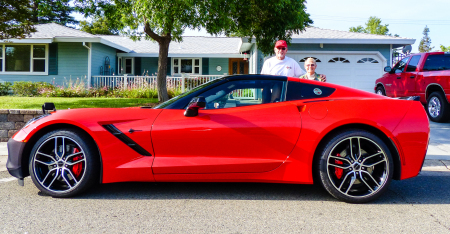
top-left (1, 44), bottom-right (48, 74)
top-left (299, 57), bottom-right (321, 62)
top-left (357, 58), bottom-right (379, 63)
top-left (118, 57), bottom-right (134, 74)
top-left (173, 58), bottom-right (201, 74)
top-left (328, 57), bottom-right (350, 63)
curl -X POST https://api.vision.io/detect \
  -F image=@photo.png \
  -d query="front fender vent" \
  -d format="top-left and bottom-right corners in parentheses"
top-left (102, 124), bottom-right (152, 156)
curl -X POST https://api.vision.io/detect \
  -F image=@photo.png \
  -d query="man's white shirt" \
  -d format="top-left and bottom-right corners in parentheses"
top-left (261, 56), bottom-right (305, 77)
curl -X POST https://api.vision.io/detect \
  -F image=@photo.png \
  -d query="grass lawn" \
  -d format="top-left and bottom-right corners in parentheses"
top-left (0, 96), bottom-right (159, 109)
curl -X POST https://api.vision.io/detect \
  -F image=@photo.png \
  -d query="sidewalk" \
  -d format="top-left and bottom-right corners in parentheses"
top-left (1, 142), bottom-right (449, 173)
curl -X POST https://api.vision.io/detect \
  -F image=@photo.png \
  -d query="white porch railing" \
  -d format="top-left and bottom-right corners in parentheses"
top-left (91, 74), bottom-right (225, 93)
top-left (91, 73), bottom-right (256, 99)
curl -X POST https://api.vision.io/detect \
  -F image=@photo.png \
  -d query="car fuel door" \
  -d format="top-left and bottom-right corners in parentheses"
top-left (151, 102), bottom-right (302, 174)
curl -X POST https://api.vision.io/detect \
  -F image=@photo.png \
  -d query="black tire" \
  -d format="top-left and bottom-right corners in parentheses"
top-left (426, 91), bottom-right (450, 123)
top-left (29, 129), bottom-right (100, 197)
top-left (316, 129), bottom-right (394, 203)
top-left (376, 86), bottom-right (386, 96)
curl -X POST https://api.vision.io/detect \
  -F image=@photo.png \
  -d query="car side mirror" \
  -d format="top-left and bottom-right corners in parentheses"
top-left (184, 96), bottom-right (206, 117)
top-left (384, 66), bottom-right (392, 73)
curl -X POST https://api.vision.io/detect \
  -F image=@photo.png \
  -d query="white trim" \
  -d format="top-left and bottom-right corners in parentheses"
top-left (172, 58), bottom-right (202, 75)
top-left (123, 57), bottom-right (134, 75)
top-left (83, 42), bottom-right (92, 88)
top-left (53, 37), bottom-right (99, 43)
top-left (99, 38), bottom-right (131, 52)
top-left (0, 44), bottom-right (49, 75)
top-left (117, 53), bottom-right (245, 58)
top-left (389, 44), bottom-right (393, 67)
top-left (1, 37), bottom-right (131, 53)
top-left (287, 50), bottom-right (387, 63)
top-left (0, 39), bottom-right (53, 43)
top-left (290, 38), bottom-right (416, 45)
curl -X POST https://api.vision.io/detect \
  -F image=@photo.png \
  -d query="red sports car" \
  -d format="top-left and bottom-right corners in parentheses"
top-left (7, 75), bottom-right (429, 203)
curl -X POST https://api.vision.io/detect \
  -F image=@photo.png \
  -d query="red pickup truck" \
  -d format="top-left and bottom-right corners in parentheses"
top-left (375, 52), bottom-right (450, 122)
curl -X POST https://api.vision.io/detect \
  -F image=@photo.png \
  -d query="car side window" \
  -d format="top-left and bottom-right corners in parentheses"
top-left (423, 54), bottom-right (450, 71)
top-left (406, 56), bottom-right (421, 72)
top-left (199, 80), bottom-right (286, 109)
top-left (286, 81), bottom-right (336, 101)
top-left (393, 57), bottom-right (410, 73)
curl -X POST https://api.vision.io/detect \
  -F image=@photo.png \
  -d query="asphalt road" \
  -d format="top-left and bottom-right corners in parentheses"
top-left (0, 121), bottom-right (449, 233)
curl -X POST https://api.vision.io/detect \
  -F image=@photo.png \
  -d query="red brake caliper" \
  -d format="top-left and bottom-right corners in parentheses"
top-left (335, 153), bottom-right (343, 179)
top-left (71, 148), bottom-right (83, 179)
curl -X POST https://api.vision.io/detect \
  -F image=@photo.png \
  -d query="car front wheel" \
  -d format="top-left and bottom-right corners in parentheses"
top-left (376, 86), bottom-right (386, 96)
top-left (316, 129), bottom-right (393, 203)
top-left (427, 91), bottom-right (450, 122)
top-left (29, 129), bottom-right (100, 197)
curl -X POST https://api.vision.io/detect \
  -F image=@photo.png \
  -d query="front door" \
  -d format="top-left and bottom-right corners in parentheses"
top-left (229, 58), bottom-right (249, 75)
top-left (151, 79), bottom-right (301, 174)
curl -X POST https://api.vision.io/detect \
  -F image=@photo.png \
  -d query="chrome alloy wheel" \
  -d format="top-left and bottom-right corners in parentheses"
top-left (376, 90), bottom-right (383, 95)
top-left (428, 96), bottom-right (441, 118)
top-left (32, 136), bottom-right (87, 193)
top-left (326, 136), bottom-right (389, 198)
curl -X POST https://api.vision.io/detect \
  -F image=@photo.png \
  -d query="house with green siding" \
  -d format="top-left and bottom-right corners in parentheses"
top-left (0, 23), bottom-right (415, 93)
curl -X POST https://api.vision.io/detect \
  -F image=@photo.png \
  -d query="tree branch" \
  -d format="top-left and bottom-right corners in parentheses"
top-left (143, 17), bottom-right (162, 42)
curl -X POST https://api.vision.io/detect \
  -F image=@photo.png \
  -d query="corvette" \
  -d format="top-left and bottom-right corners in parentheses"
top-left (7, 75), bottom-right (429, 203)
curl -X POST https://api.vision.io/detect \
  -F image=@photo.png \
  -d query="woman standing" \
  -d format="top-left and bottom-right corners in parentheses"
top-left (299, 58), bottom-right (327, 82)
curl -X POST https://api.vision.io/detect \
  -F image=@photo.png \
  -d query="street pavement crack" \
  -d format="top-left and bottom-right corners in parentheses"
top-left (389, 188), bottom-right (450, 231)
top-left (439, 160), bottom-right (450, 170)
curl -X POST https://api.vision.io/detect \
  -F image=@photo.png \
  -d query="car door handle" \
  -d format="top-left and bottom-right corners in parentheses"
top-left (397, 76), bottom-right (401, 79)
top-left (410, 75), bottom-right (415, 78)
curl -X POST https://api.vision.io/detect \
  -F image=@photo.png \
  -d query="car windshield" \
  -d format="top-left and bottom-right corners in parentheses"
top-left (154, 78), bottom-right (224, 109)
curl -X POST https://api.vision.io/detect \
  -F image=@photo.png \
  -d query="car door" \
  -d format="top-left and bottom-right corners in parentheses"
top-left (390, 57), bottom-right (410, 97)
top-left (151, 79), bottom-right (302, 174)
top-left (402, 55), bottom-right (421, 96)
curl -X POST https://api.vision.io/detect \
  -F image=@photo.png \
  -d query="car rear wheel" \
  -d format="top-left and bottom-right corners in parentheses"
top-left (29, 129), bottom-right (100, 197)
top-left (376, 86), bottom-right (386, 96)
top-left (316, 129), bottom-right (393, 203)
top-left (427, 91), bottom-right (450, 122)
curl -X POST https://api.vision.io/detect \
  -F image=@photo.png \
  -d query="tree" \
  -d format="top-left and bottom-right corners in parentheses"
top-left (418, 26), bottom-right (434, 52)
top-left (80, 16), bottom-right (118, 35)
top-left (30, 0), bottom-right (77, 25)
top-left (76, 0), bottom-right (312, 102)
top-left (440, 45), bottom-right (450, 52)
top-left (0, 0), bottom-right (36, 39)
top-left (349, 16), bottom-right (391, 35)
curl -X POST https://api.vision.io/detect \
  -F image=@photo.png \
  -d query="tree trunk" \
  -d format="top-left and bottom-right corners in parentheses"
top-left (156, 37), bottom-right (171, 103)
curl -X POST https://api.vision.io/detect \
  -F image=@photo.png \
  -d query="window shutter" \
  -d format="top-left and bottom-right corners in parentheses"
top-left (166, 57), bottom-right (171, 75)
top-left (135, 57), bottom-right (141, 75)
top-left (48, 43), bottom-right (58, 75)
top-left (202, 58), bottom-right (209, 75)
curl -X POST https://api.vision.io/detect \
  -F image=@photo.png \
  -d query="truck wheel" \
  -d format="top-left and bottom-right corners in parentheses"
top-left (376, 86), bottom-right (386, 96)
top-left (427, 92), bottom-right (450, 122)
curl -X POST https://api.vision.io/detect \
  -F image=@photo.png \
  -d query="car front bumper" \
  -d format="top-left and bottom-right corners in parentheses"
top-left (6, 137), bottom-right (27, 179)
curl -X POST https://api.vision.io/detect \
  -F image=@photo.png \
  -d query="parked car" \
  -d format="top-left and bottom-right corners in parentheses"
top-left (7, 75), bottom-right (429, 203)
top-left (375, 52), bottom-right (450, 122)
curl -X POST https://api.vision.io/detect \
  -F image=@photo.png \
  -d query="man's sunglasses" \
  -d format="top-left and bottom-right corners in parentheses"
top-left (276, 47), bottom-right (286, 51)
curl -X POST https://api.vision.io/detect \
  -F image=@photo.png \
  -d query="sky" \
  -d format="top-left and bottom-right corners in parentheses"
top-left (182, 0), bottom-right (450, 53)
top-left (72, 0), bottom-right (449, 53)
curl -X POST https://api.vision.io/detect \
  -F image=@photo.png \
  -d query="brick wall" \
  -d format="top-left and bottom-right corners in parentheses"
top-left (0, 109), bottom-right (43, 142)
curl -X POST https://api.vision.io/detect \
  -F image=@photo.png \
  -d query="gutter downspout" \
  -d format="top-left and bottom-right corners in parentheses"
top-left (83, 42), bottom-right (92, 89)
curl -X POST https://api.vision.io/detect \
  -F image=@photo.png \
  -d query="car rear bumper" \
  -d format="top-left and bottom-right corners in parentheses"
top-left (6, 138), bottom-right (27, 179)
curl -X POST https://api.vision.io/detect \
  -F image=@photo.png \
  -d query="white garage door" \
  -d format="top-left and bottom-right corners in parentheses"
top-left (287, 52), bottom-right (385, 93)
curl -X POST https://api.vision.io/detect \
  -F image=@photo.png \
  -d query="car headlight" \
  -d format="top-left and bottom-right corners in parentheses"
top-left (23, 114), bottom-right (51, 129)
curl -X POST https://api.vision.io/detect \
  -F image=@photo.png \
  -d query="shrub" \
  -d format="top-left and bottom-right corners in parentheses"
top-left (0, 82), bottom-right (12, 96)
top-left (12, 81), bottom-right (54, 96)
